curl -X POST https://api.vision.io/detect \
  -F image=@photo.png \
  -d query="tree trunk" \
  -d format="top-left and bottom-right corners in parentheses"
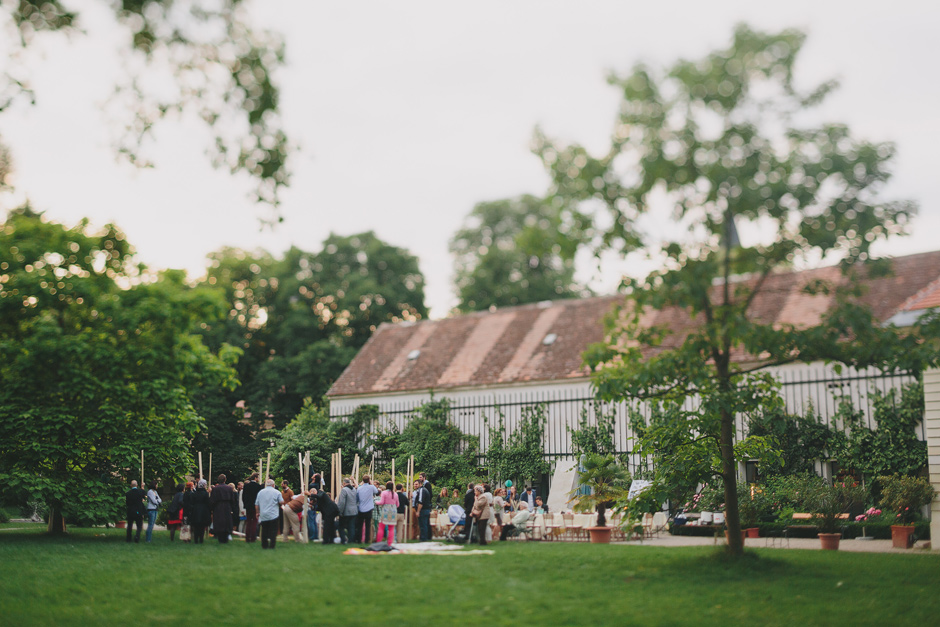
top-left (720, 407), bottom-right (742, 556)
top-left (47, 502), bottom-right (67, 536)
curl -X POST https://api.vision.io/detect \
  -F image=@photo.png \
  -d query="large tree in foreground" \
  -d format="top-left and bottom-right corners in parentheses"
top-left (0, 208), bottom-right (239, 531)
top-left (1, 1), bottom-right (290, 213)
top-left (536, 25), bottom-right (935, 556)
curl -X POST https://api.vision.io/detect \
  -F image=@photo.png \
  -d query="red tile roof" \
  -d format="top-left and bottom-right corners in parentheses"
top-left (328, 251), bottom-right (940, 398)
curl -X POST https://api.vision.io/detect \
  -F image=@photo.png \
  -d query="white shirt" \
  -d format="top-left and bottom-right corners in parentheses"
top-left (255, 486), bottom-right (284, 522)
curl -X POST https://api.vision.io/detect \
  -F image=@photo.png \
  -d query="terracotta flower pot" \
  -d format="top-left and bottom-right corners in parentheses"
top-left (116, 521), bottom-right (127, 529)
top-left (587, 526), bottom-right (612, 543)
top-left (745, 527), bottom-right (760, 539)
top-left (890, 525), bottom-right (916, 549)
top-left (818, 533), bottom-right (841, 550)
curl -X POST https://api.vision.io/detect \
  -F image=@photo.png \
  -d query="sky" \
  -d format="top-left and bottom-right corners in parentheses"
top-left (1, 0), bottom-right (938, 318)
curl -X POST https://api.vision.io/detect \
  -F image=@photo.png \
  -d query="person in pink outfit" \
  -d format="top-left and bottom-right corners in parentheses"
top-left (375, 481), bottom-right (400, 546)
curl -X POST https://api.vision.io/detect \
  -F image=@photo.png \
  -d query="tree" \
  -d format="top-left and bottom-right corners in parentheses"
top-left (450, 195), bottom-right (589, 311)
top-left (2, 1), bottom-right (290, 212)
top-left (0, 208), bottom-right (239, 531)
top-left (209, 232), bottom-right (427, 428)
top-left (374, 398), bottom-right (479, 487)
top-left (485, 405), bottom-right (551, 488)
top-left (267, 401), bottom-right (374, 486)
top-left (539, 25), bottom-right (935, 556)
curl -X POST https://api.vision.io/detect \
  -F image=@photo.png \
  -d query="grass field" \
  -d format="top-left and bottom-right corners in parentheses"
top-left (1, 523), bottom-right (938, 626)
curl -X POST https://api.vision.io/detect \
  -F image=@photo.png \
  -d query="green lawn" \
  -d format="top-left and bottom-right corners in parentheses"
top-left (1, 524), bottom-right (937, 625)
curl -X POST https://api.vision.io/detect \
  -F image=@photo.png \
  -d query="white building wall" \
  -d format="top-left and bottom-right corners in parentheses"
top-left (924, 368), bottom-right (940, 544)
top-left (329, 361), bottom-right (919, 467)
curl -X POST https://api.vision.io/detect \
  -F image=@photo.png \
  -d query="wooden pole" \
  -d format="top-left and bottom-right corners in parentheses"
top-left (140, 450), bottom-right (144, 487)
top-left (265, 451), bottom-right (271, 483)
top-left (369, 455), bottom-right (375, 481)
top-left (302, 451), bottom-right (311, 543)
top-left (198, 451), bottom-right (203, 483)
top-left (208, 453), bottom-right (213, 485)
top-left (259, 458), bottom-right (263, 481)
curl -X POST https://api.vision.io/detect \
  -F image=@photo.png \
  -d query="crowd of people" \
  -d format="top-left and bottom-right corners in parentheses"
top-left (123, 471), bottom-right (551, 549)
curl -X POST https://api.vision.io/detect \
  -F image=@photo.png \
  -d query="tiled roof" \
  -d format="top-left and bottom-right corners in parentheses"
top-left (328, 250), bottom-right (940, 398)
top-left (899, 276), bottom-right (940, 312)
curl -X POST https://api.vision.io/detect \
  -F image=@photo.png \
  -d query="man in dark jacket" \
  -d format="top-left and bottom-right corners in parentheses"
top-left (316, 489), bottom-right (339, 545)
top-left (415, 480), bottom-right (432, 540)
top-left (125, 480), bottom-right (146, 543)
top-left (242, 473), bottom-right (262, 542)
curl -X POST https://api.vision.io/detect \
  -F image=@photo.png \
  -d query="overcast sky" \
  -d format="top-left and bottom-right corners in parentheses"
top-left (1, 0), bottom-right (937, 317)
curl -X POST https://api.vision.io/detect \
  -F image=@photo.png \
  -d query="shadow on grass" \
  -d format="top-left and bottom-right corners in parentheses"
top-left (0, 525), bottom-right (149, 544)
top-left (672, 546), bottom-right (791, 580)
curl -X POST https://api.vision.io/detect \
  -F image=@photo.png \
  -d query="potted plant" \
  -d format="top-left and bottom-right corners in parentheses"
top-left (806, 479), bottom-right (865, 550)
top-left (696, 480), bottom-right (724, 525)
top-left (878, 474), bottom-right (936, 549)
top-left (569, 453), bottom-right (631, 543)
top-left (737, 483), bottom-right (764, 538)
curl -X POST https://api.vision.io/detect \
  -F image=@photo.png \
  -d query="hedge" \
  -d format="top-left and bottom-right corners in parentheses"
top-left (670, 520), bottom-right (930, 540)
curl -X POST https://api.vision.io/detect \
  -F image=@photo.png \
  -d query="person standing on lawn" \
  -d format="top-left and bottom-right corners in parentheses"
top-left (375, 481), bottom-right (400, 547)
top-left (236, 481), bottom-right (245, 533)
top-left (255, 479), bottom-right (284, 550)
top-left (283, 492), bottom-right (306, 543)
top-left (145, 480), bottom-right (162, 543)
top-left (414, 478), bottom-right (432, 540)
top-left (316, 488), bottom-right (339, 545)
top-left (209, 474), bottom-right (235, 544)
top-left (188, 480), bottom-right (211, 544)
top-left (336, 477), bottom-right (358, 544)
top-left (166, 484), bottom-right (184, 541)
top-left (241, 473), bottom-right (262, 542)
top-left (356, 475), bottom-right (379, 544)
top-left (463, 482), bottom-right (475, 534)
top-left (395, 483), bottom-right (408, 543)
top-left (124, 480), bottom-right (146, 543)
top-left (470, 485), bottom-right (490, 546)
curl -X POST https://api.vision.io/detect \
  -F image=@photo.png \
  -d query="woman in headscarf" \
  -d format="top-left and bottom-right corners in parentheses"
top-left (209, 474), bottom-right (235, 544)
top-left (188, 480), bottom-right (211, 544)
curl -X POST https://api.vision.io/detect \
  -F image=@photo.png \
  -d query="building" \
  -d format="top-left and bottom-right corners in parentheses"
top-left (327, 251), bottom-right (940, 501)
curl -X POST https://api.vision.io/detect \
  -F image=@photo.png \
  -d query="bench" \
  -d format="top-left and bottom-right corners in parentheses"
top-left (767, 513), bottom-right (850, 546)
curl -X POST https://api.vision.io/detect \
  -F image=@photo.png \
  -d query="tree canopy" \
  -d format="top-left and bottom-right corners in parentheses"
top-left (195, 232), bottom-right (427, 453)
top-left (450, 195), bottom-right (589, 312)
top-left (2, 0), bottom-right (290, 212)
top-left (538, 24), bottom-right (935, 555)
top-left (0, 207), bottom-right (239, 530)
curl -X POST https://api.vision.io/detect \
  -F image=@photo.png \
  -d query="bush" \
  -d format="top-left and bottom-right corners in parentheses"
top-left (0, 508), bottom-right (9, 523)
top-left (669, 520), bottom-right (931, 540)
top-left (878, 474), bottom-right (935, 524)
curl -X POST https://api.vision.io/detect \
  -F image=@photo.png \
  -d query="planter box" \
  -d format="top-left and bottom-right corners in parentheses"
top-left (891, 525), bottom-right (916, 549)
top-left (587, 526), bottom-right (612, 544)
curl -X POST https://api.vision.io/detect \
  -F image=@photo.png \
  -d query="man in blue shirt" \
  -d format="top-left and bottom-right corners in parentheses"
top-left (356, 475), bottom-right (379, 544)
top-left (255, 479), bottom-right (284, 550)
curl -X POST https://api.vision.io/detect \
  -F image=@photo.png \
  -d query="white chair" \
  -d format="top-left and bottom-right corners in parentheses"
top-left (651, 511), bottom-right (668, 537)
